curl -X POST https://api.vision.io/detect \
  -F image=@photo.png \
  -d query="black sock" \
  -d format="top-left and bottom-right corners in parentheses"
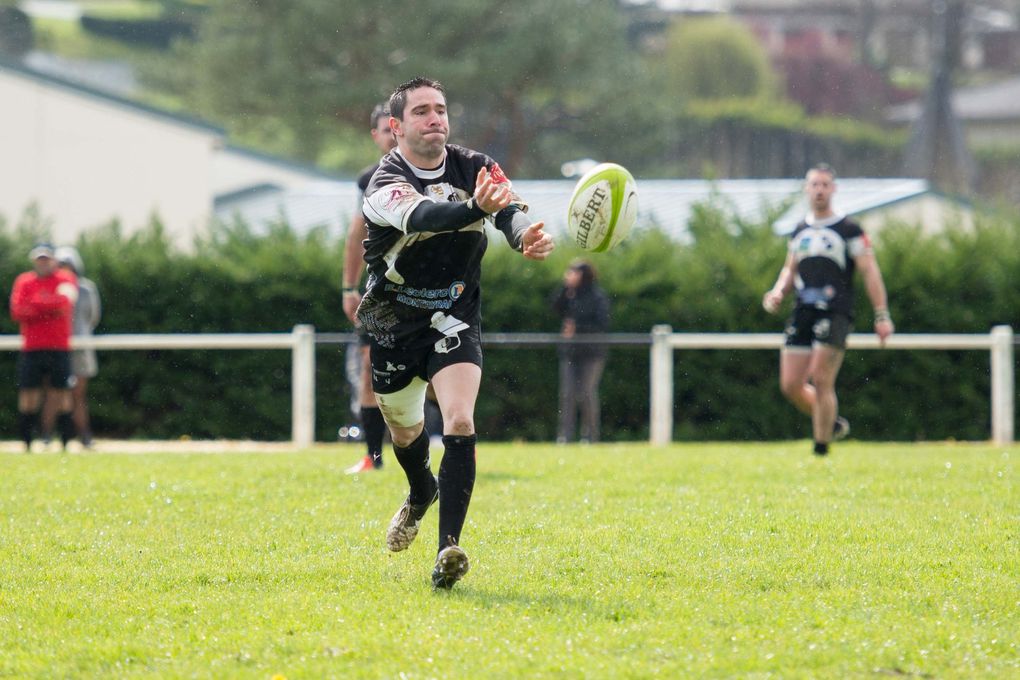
top-left (58, 412), bottom-right (75, 448)
top-left (18, 412), bottom-right (37, 449)
top-left (361, 406), bottom-right (386, 467)
top-left (393, 429), bottom-right (435, 505)
top-left (438, 434), bottom-right (476, 553)
top-left (814, 441), bottom-right (829, 456)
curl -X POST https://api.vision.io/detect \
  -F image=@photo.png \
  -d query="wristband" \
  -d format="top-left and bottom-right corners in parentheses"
top-left (465, 196), bottom-right (490, 216)
top-left (874, 309), bottom-right (892, 323)
top-left (342, 287), bottom-right (359, 295)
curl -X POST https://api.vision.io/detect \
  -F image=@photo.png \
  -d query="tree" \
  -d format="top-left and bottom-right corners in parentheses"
top-left (0, 5), bottom-right (33, 58)
top-left (173, 0), bottom-right (639, 175)
top-left (654, 16), bottom-right (778, 102)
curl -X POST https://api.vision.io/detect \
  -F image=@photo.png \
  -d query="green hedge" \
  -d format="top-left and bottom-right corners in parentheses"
top-left (1, 203), bottom-right (1017, 443)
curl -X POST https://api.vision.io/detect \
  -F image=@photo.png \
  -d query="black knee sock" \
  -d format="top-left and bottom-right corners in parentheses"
top-left (361, 406), bottom-right (386, 467)
top-left (58, 412), bottom-right (75, 448)
top-left (438, 434), bottom-right (476, 553)
top-left (18, 412), bottom-right (37, 449)
top-left (393, 429), bottom-right (435, 505)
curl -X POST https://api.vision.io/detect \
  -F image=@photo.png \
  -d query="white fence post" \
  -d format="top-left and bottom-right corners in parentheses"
top-left (291, 324), bottom-right (316, 448)
top-left (650, 325), bottom-right (674, 446)
top-left (990, 325), bottom-right (1014, 445)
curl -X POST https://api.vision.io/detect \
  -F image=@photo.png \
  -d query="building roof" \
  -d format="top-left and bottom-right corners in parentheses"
top-left (887, 76), bottom-right (1020, 124)
top-left (0, 57), bottom-right (222, 135)
top-left (214, 177), bottom-right (944, 240)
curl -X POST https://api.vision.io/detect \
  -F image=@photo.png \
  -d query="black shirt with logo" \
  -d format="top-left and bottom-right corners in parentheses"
top-left (357, 145), bottom-right (528, 349)
top-left (787, 214), bottom-right (870, 317)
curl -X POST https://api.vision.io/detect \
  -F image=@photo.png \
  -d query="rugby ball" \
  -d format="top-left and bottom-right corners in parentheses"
top-left (566, 162), bottom-right (638, 252)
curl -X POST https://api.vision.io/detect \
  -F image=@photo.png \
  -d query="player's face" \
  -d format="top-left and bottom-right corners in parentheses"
top-left (805, 170), bottom-right (836, 214)
top-left (393, 86), bottom-right (449, 164)
top-left (564, 268), bottom-right (582, 288)
top-left (371, 118), bottom-right (396, 154)
top-left (33, 256), bottom-right (56, 276)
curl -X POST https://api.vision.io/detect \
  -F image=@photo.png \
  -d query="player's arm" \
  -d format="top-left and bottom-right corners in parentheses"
top-left (855, 250), bottom-right (894, 344)
top-left (342, 211), bottom-right (368, 325)
top-left (762, 251), bottom-right (798, 314)
top-left (366, 180), bottom-right (488, 235)
top-left (88, 281), bottom-right (102, 330)
top-left (492, 207), bottom-right (554, 260)
top-left (404, 166), bottom-right (512, 233)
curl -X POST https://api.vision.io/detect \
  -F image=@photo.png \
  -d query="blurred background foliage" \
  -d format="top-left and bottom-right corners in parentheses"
top-left (3, 0), bottom-right (1018, 442)
top-left (1, 205), bottom-right (1016, 442)
top-left (5, 0), bottom-right (969, 181)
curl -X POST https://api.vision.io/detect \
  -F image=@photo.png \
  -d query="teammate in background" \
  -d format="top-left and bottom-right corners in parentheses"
top-left (9, 243), bottom-right (79, 452)
top-left (358, 77), bottom-right (554, 588)
top-left (342, 103), bottom-right (397, 474)
top-left (41, 246), bottom-right (101, 450)
top-left (551, 259), bottom-right (611, 444)
top-left (762, 163), bottom-right (894, 456)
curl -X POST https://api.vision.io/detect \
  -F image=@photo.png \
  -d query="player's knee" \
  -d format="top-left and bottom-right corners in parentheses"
top-left (389, 422), bottom-right (424, 448)
top-left (444, 413), bottom-right (475, 437)
top-left (779, 377), bottom-right (802, 399)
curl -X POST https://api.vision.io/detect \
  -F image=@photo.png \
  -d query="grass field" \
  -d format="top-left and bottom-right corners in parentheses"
top-left (1, 441), bottom-right (1016, 678)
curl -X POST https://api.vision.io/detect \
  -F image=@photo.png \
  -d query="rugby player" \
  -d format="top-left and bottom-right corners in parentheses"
top-left (763, 164), bottom-right (894, 455)
top-left (357, 77), bottom-right (554, 588)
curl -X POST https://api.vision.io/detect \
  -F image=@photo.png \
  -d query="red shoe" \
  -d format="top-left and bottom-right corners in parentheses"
top-left (345, 455), bottom-right (375, 475)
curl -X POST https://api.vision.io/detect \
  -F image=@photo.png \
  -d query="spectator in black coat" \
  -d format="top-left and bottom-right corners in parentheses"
top-left (551, 259), bottom-right (611, 443)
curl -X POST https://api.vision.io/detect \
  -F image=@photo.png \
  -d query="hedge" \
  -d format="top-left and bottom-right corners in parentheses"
top-left (1, 202), bottom-right (1017, 443)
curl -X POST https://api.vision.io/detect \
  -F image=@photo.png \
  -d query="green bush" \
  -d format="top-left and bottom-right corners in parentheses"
top-left (1, 204), bottom-right (1016, 442)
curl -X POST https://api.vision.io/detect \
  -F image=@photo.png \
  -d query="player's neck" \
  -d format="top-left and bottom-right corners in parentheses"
top-left (396, 145), bottom-right (446, 172)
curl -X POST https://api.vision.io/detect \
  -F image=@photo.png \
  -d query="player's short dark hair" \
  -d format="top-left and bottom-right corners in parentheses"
top-left (808, 163), bottom-right (837, 180)
top-left (370, 103), bottom-right (389, 128)
top-left (389, 77), bottom-right (445, 120)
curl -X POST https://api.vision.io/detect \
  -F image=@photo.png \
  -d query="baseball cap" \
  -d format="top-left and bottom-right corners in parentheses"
top-left (29, 243), bottom-right (55, 260)
top-left (55, 246), bottom-right (85, 274)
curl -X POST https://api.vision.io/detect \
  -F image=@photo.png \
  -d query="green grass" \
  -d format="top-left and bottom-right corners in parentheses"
top-left (1, 442), bottom-right (1016, 678)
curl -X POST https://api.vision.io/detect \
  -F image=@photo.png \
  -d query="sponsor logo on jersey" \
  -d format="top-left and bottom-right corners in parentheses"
top-left (449, 281), bottom-right (465, 300)
top-left (383, 185), bottom-right (420, 211)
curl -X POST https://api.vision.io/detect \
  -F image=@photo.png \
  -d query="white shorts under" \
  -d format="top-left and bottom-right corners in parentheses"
top-left (375, 376), bottom-right (428, 428)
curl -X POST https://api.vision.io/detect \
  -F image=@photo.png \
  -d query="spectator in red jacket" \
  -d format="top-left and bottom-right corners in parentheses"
top-left (9, 243), bottom-right (79, 451)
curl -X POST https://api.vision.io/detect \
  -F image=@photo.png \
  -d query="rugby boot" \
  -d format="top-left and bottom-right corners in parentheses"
top-left (431, 537), bottom-right (470, 590)
top-left (386, 476), bottom-right (439, 552)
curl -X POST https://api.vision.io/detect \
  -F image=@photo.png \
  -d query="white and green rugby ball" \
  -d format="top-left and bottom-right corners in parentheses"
top-left (566, 162), bottom-right (638, 252)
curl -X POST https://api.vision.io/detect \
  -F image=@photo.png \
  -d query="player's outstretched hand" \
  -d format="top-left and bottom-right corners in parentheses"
top-left (522, 221), bottom-right (554, 260)
top-left (473, 166), bottom-right (512, 215)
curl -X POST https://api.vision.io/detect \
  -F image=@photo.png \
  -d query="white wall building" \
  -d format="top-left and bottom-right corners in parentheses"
top-left (0, 60), bottom-right (337, 248)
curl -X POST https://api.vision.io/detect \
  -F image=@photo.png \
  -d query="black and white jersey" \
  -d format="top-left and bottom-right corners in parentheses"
top-left (356, 144), bottom-right (527, 349)
top-left (787, 214), bottom-right (871, 316)
top-left (356, 162), bottom-right (378, 195)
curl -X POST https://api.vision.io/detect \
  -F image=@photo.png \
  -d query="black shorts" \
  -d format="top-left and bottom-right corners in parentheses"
top-left (370, 324), bottom-right (483, 395)
top-left (17, 350), bottom-right (75, 390)
top-left (784, 308), bottom-right (852, 350)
